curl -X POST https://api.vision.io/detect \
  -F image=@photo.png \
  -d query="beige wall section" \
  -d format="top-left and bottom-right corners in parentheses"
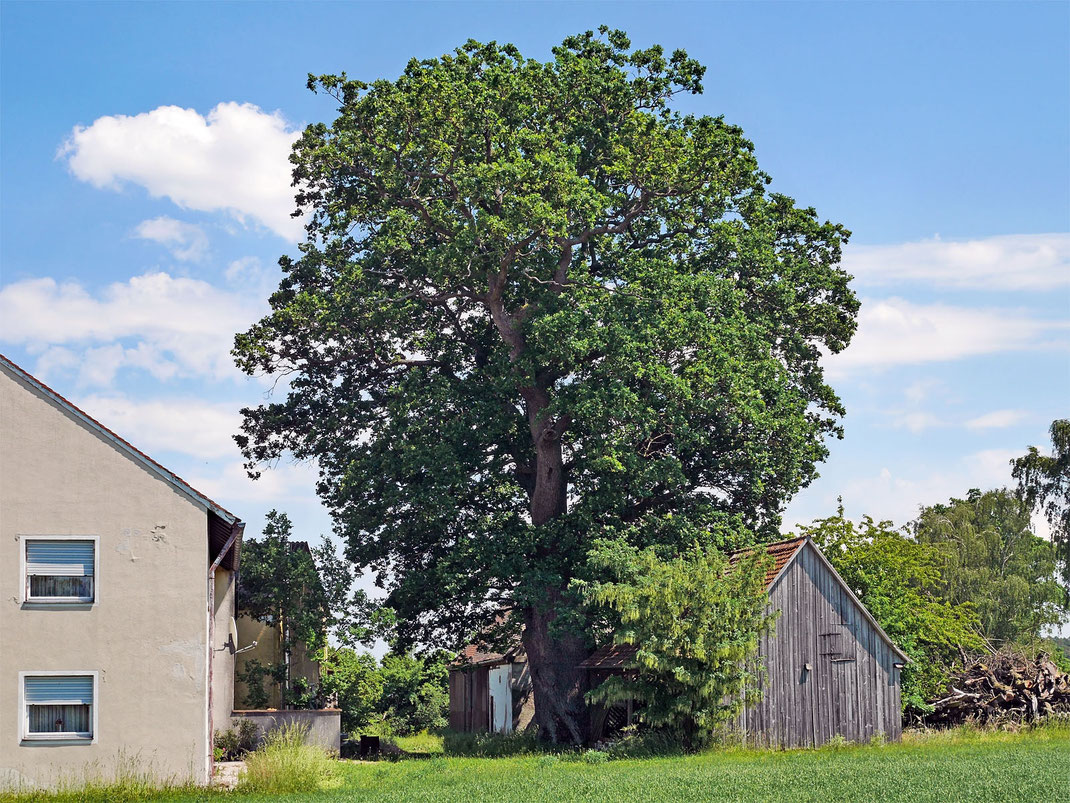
top-left (0, 366), bottom-right (216, 787)
top-left (212, 569), bottom-right (236, 736)
top-left (234, 617), bottom-right (283, 708)
top-left (233, 615), bottom-right (321, 710)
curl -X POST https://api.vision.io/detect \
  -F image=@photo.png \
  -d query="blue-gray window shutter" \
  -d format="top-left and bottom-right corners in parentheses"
top-left (24, 675), bottom-right (94, 704)
top-left (26, 540), bottom-right (95, 576)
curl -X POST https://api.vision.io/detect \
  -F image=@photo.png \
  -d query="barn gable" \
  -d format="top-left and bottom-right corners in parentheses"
top-left (743, 538), bottom-right (905, 746)
top-left (768, 538), bottom-right (908, 663)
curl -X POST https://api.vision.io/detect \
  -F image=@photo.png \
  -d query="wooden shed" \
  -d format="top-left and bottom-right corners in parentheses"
top-left (450, 536), bottom-right (908, 746)
top-left (580, 536), bottom-right (909, 747)
top-left (448, 643), bottom-right (534, 734)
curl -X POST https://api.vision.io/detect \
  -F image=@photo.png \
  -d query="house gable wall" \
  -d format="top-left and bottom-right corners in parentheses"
top-left (0, 366), bottom-right (213, 786)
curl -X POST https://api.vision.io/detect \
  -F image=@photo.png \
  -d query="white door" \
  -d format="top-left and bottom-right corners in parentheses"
top-left (488, 665), bottom-right (512, 733)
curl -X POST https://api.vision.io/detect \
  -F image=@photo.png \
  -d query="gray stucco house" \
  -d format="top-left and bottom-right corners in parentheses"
top-left (0, 354), bottom-right (244, 787)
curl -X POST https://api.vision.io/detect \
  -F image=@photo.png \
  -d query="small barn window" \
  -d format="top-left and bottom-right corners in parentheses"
top-left (818, 632), bottom-right (841, 656)
top-left (21, 674), bottom-right (96, 742)
top-left (23, 538), bottom-right (97, 603)
top-left (819, 631), bottom-right (854, 662)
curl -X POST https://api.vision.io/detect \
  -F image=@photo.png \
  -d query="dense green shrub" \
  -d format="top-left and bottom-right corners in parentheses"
top-left (323, 649), bottom-right (449, 736)
top-left (602, 728), bottom-right (684, 759)
top-left (576, 537), bottom-right (773, 750)
top-left (213, 718), bottom-right (259, 761)
top-left (443, 728), bottom-right (545, 757)
top-left (319, 649), bottom-right (383, 733)
top-left (377, 652), bottom-right (450, 735)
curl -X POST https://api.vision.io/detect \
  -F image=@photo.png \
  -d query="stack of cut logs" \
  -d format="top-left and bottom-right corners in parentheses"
top-left (922, 651), bottom-right (1070, 727)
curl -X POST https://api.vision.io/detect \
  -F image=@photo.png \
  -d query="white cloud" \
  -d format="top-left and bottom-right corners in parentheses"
top-left (133, 217), bottom-right (209, 262)
top-left (186, 459), bottom-right (321, 504)
top-left (224, 256), bottom-right (280, 298)
top-left (827, 297), bottom-right (1068, 376)
top-left (59, 102), bottom-right (303, 241)
top-left (0, 272), bottom-right (267, 384)
top-left (75, 394), bottom-right (241, 459)
top-left (844, 233), bottom-right (1070, 290)
top-left (903, 378), bottom-right (944, 405)
top-left (792, 448), bottom-right (1022, 528)
top-left (964, 409), bottom-right (1029, 430)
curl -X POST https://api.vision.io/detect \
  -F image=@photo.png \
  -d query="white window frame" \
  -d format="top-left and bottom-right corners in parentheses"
top-left (18, 671), bottom-right (98, 744)
top-left (19, 535), bottom-right (99, 605)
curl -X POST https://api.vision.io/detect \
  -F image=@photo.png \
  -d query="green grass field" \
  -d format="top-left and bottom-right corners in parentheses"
top-left (6, 726), bottom-right (1068, 803)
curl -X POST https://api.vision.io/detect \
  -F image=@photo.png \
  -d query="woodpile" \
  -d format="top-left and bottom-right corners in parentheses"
top-left (922, 651), bottom-right (1070, 727)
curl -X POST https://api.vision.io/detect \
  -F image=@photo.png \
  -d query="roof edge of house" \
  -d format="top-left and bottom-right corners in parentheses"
top-left (1, 353), bottom-right (240, 526)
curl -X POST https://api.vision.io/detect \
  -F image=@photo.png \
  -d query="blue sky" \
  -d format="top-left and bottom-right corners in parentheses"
top-left (2, 2), bottom-right (1067, 598)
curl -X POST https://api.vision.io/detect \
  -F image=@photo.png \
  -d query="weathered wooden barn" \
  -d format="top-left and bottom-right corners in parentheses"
top-left (448, 642), bottom-right (534, 734)
top-left (449, 536), bottom-right (908, 747)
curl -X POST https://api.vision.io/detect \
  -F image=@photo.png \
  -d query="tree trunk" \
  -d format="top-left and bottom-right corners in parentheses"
top-left (519, 386), bottom-right (588, 743)
top-left (522, 592), bottom-right (590, 744)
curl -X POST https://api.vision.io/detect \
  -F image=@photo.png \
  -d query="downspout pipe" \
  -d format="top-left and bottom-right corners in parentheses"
top-left (207, 520), bottom-right (244, 784)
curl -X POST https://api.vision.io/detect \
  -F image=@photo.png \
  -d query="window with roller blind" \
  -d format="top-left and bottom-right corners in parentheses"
top-left (20, 673), bottom-right (97, 742)
top-left (22, 537), bottom-right (98, 603)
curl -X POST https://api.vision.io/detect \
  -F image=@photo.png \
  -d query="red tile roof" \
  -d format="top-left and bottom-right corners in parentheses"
top-left (733, 535), bottom-right (807, 591)
top-left (579, 537), bottom-right (808, 670)
top-left (453, 641), bottom-right (523, 667)
top-left (577, 642), bottom-right (639, 670)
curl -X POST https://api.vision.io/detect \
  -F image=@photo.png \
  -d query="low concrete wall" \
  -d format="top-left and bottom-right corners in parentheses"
top-left (231, 710), bottom-right (341, 755)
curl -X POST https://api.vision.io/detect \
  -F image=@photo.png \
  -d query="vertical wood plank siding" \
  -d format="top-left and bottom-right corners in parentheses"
top-left (448, 666), bottom-right (492, 732)
top-left (742, 542), bottom-right (902, 747)
top-left (451, 541), bottom-right (904, 745)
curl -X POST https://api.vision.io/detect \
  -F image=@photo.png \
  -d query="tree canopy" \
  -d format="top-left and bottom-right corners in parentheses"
top-left (1013, 419), bottom-right (1070, 590)
top-left (912, 488), bottom-right (1065, 646)
top-left (233, 28), bottom-right (859, 741)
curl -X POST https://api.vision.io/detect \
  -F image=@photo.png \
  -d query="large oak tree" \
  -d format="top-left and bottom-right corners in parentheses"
top-left (233, 29), bottom-right (859, 743)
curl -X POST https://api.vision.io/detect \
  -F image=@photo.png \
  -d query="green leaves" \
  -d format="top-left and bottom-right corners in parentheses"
top-left (238, 511), bottom-right (331, 655)
top-left (318, 649), bottom-right (451, 735)
top-left (233, 29), bottom-right (859, 651)
top-left (913, 488), bottom-right (1065, 645)
top-left (798, 508), bottom-right (986, 714)
top-left (238, 511), bottom-right (393, 663)
top-left (1013, 419), bottom-right (1070, 591)
top-left (575, 534), bottom-right (774, 748)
